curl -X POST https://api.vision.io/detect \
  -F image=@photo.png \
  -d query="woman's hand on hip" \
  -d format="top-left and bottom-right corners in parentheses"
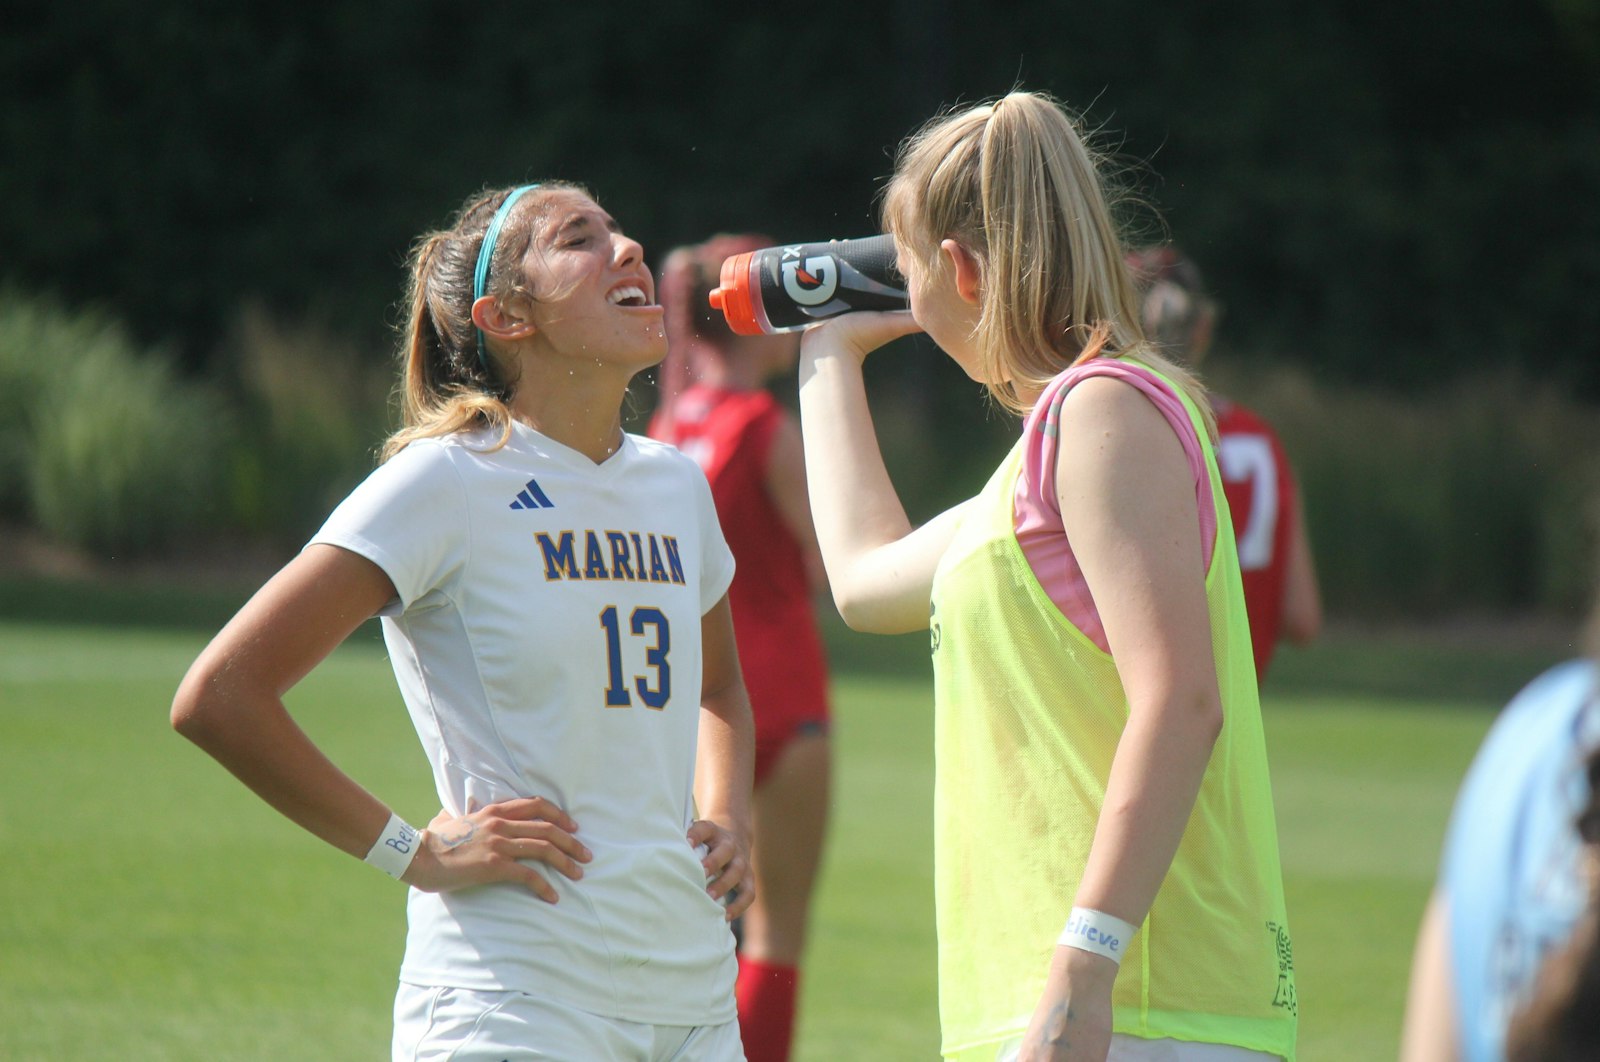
top-left (402, 797), bottom-right (592, 902)
top-left (687, 818), bottom-right (755, 921)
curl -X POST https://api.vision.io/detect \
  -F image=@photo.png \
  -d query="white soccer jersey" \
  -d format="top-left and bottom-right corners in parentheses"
top-left (310, 420), bottom-right (737, 1026)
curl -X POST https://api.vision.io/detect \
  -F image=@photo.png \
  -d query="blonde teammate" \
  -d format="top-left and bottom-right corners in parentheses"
top-left (173, 182), bottom-right (755, 1061)
top-left (794, 93), bottom-right (1297, 1062)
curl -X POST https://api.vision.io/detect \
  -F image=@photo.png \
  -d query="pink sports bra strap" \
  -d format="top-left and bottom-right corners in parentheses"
top-left (1013, 359), bottom-right (1219, 653)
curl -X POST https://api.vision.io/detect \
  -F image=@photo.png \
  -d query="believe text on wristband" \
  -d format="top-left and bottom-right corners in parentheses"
top-left (364, 813), bottom-right (420, 880)
top-left (1058, 906), bottom-right (1138, 965)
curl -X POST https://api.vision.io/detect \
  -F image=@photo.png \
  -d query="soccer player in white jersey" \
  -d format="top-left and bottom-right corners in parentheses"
top-left (172, 182), bottom-right (756, 1061)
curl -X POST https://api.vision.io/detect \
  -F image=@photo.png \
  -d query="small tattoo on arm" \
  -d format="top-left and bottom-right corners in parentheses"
top-left (1033, 1002), bottom-right (1073, 1048)
top-left (439, 820), bottom-right (476, 849)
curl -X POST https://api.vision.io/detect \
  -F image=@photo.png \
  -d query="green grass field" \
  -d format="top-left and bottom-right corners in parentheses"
top-left (0, 580), bottom-right (1576, 1060)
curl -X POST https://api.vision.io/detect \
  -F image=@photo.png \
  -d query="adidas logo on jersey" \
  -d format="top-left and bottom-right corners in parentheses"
top-left (509, 478), bottom-right (554, 511)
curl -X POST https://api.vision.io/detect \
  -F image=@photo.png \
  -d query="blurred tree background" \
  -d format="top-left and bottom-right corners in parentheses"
top-left (2, 0), bottom-right (1597, 616)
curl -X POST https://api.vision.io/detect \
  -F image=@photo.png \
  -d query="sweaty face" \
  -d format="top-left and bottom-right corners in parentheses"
top-left (513, 190), bottom-right (667, 374)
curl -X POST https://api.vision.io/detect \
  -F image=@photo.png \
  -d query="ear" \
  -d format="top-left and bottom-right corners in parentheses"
top-left (939, 239), bottom-right (982, 305)
top-left (471, 294), bottom-right (537, 344)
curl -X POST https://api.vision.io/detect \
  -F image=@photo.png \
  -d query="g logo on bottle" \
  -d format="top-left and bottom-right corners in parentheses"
top-left (780, 250), bottom-right (839, 307)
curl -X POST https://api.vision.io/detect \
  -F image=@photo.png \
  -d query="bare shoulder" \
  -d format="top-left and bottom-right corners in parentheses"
top-left (1056, 373), bottom-right (1172, 440)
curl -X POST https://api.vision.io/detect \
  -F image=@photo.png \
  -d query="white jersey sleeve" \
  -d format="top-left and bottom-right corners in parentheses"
top-left (689, 459), bottom-right (736, 613)
top-left (306, 439), bottom-right (468, 614)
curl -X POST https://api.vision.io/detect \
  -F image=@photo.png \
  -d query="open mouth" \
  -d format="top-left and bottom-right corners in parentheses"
top-left (607, 285), bottom-right (653, 308)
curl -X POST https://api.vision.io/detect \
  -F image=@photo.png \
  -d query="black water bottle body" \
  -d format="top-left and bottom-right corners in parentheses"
top-left (710, 234), bottom-right (909, 335)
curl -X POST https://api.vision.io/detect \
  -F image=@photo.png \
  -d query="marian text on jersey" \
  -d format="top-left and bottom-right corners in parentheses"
top-left (534, 530), bottom-right (687, 585)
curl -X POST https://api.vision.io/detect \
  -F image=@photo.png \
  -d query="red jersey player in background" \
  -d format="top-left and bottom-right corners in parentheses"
top-left (650, 234), bottom-right (832, 1062)
top-left (1128, 246), bottom-right (1323, 682)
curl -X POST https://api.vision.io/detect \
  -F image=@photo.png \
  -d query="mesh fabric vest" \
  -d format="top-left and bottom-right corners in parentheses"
top-left (929, 364), bottom-right (1297, 1061)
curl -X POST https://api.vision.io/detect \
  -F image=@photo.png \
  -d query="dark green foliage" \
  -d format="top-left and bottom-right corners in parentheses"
top-left (1, 2), bottom-right (1594, 389)
top-left (30, 339), bottom-right (223, 553)
top-left (219, 306), bottom-right (391, 547)
top-left (1216, 362), bottom-right (1600, 619)
top-left (2, 4), bottom-right (1597, 614)
top-left (0, 290), bottom-right (224, 554)
top-left (0, 289), bottom-right (110, 516)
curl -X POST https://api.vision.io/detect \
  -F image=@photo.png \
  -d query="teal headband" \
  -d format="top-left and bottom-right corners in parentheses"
top-left (474, 183), bottom-right (542, 372)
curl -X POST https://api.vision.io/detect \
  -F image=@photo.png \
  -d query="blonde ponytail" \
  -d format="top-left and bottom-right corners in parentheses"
top-left (883, 91), bottom-right (1213, 435)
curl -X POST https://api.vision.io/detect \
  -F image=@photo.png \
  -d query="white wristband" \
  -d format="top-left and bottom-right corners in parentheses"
top-left (1058, 907), bottom-right (1138, 965)
top-left (364, 813), bottom-right (420, 880)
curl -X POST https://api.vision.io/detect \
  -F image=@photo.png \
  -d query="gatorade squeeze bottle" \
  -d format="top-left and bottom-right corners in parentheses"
top-left (708, 234), bottom-right (908, 335)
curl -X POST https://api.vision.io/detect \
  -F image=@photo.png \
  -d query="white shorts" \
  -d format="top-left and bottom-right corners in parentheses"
top-left (993, 1035), bottom-right (1281, 1062)
top-left (392, 983), bottom-right (745, 1062)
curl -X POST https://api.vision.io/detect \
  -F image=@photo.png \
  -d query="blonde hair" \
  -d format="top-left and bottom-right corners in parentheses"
top-left (883, 91), bottom-right (1212, 433)
top-left (382, 181), bottom-right (585, 461)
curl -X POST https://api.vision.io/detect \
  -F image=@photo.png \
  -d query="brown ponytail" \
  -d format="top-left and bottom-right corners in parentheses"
top-left (381, 182), bottom-right (582, 461)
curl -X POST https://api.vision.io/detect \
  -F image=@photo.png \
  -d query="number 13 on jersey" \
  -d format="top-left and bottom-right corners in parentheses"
top-left (599, 605), bottom-right (671, 709)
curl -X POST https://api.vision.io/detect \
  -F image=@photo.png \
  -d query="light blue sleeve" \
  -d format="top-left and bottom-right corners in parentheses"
top-left (1439, 659), bottom-right (1595, 1062)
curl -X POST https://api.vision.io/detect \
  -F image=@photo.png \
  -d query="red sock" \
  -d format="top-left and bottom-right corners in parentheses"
top-left (735, 954), bottom-right (800, 1062)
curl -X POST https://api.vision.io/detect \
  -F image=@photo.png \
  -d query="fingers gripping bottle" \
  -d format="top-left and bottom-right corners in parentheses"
top-left (708, 234), bottom-right (908, 335)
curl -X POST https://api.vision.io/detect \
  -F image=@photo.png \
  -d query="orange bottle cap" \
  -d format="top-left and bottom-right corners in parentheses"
top-left (708, 251), bottom-right (764, 336)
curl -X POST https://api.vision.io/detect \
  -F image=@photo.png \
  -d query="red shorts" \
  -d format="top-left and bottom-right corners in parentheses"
top-left (740, 622), bottom-right (830, 787)
top-left (753, 718), bottom-right (830, 787)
